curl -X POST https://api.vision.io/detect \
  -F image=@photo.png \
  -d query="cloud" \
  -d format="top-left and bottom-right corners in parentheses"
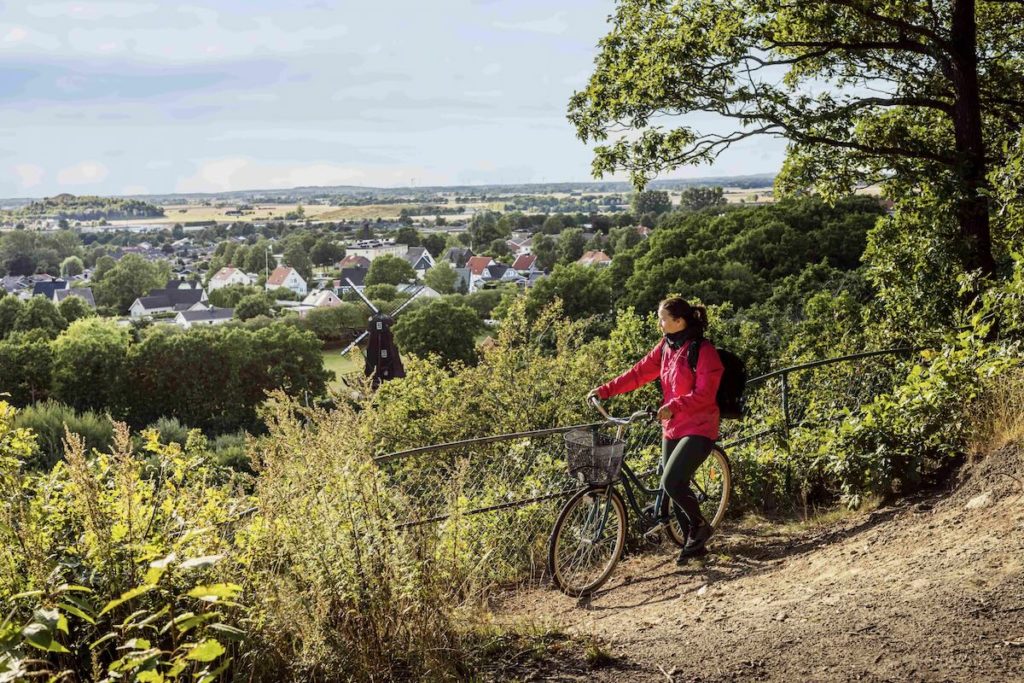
top-left (13, 163), bottom-right (45, 189)
top-left (57, 161), bottom-right (109, 185)
top-left (493, 12), bottom-right (569, 36)
top-left (0, 24), bottom-right (61, 50)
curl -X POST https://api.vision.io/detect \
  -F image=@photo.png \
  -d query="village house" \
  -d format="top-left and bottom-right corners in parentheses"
top-left (208, 266), bottom-right (254, 290)
top-left (511, 254), bottom-right (542, 277)
top-left (337, 254), bottom-right (371, 270)
top-left (265, 266), bottom-right (307, 296)
top-left (345, 239), bottom-right (407, 261)
top-left (403, 246), bottom-right (436, 278)
top-left (302, 289), bottom-right (343, 308)
top-left (129, 284), bottom-right (208, 319)
top-left (336, 265), bottom-right (368, 295)
top-left (174, 307), bottom-right (234, 329)
top-left (440, 246), bottom-right (473, 268)
top-left (465, 255), bottom-right (496, 292)
top-left (53, 288), bottom-right (96, 309)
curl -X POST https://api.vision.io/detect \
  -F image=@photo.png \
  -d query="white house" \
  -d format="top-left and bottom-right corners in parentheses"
top-left (403, 246), bottom-right (436, 279)
top-left (511, 254), bottom-right (542, 277)
top-left (129, 286), bottom-right (208, 319)
top-left (302, 289), bottom-right (343, 308)
top-left (345, 240), bottom-right (407, 261)
top-left (465, 255), bottom-right (496, 292)
top-left (175, 307), bottom-right (234, 329)
top-left (208, 266), bottom-right (254, 291)
top-left (265, 266), bottom-right (307, 296)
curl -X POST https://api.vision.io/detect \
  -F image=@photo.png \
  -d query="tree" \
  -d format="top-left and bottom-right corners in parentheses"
top-left (631, 190), bottom-right (672, 216)
top-left (392, 299), bottom-right (482, 367)
top-left (468, 211), bottom-right (510, 248)
top-left (93, 254), bottom-right (171, 314)
top-left (557, 228), bottom-right (587, 264)
top-left (423, 262), bottom-right (459, 294)
top-left (310, 238), bottom-right (344, 267)
top-left (283, 243), bottom-right (313, 282)
top-left (486, 238), bottom-right (513, 261)
top-left (396, 226), bottom-right (421, 248)
top-left (569, 0), bottom-right (1024, 278)
top-left (540, 215), bottom-right (565, 235)
top-left (13, 296), bottom-right (67, 339)
top-left (51, 318), bottom-right (129, 412)
top-left (60, 255), bottom-right (84, 278)
top-left (421, 233), bottom-right (447, 258)
top-left (533, 234), bottom-right (558, 270)
top-left (0, 296), bottom-right (23, 340)
top-left (365, 255), bottom-right (416, 286)
top-left (57, 295), bottom-right (93, 324)
top-left (209, 284), bottom-right (264, 309)
top-left (235, 293), bottom-right (272, 321)
top-left (0, 331), bottom-right (53, 405)
top-left (679, 187), bottom-right (727, 212)
top-left (517, 264), bottom-right (613, 322)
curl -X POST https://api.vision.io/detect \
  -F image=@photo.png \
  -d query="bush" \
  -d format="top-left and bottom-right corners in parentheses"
top-left (12, 400), bottom-right (113, 470)
top-left (147, 416), bottom-right (190, 445)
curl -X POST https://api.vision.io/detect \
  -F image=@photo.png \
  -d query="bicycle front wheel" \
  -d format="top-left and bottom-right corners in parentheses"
top-left (548, 486), bottom-right (627, 596)
top-left (661, 447), bottom-right (732, 547)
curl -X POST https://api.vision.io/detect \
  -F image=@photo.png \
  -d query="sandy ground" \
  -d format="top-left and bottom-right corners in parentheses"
top-left (491, 444), bottom-right (1024, 682)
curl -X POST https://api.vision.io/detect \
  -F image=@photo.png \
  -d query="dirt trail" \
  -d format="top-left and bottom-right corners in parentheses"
top-left (495, 445), bottom-right (1024, 682)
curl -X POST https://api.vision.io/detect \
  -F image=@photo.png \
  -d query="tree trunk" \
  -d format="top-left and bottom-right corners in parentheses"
top-left (949, 0), bottom-right (997, 277)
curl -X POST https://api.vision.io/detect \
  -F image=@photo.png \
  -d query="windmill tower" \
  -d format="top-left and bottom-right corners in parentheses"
top-left (339, 278), bottom-right (423, 388)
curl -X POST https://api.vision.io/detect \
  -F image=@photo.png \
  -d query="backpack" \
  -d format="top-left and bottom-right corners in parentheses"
top-left (683, 339), bottom-right (748, 420)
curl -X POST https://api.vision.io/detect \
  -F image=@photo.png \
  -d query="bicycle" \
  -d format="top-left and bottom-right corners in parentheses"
top-left (546, 397), bottom-right (732, 596)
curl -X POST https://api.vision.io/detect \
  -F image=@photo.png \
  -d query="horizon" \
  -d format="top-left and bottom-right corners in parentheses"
top-left (2, 1), bottom-right (785, 199)
top-left (1, 171), bottom-right (778, 204)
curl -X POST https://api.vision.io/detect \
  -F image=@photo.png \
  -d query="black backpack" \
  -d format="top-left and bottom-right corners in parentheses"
top-left (684, 339), bottom-right (748, 420)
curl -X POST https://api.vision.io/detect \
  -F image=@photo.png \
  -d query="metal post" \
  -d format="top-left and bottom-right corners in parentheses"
top-left (780, 372), bottom-right (791, 438)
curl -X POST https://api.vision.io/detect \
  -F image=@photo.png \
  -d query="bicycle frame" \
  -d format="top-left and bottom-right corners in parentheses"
top-left (582, 403), bottom-right (721, 540)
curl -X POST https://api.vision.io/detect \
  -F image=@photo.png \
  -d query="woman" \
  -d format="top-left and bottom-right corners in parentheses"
top-left (588, 296), bottom-right (723, 563)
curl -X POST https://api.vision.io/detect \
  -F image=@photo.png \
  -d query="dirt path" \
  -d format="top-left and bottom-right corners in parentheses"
top-left (494, 446), bottom-right (1024, 682)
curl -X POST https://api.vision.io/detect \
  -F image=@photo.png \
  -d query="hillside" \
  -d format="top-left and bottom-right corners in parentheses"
top-left (3, 193), bottom-right (165, 221)
top-left (495, 444), bottom-right (1024, 682)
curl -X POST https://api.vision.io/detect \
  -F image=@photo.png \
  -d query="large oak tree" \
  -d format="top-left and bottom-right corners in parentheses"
top-left (570, 0), bottom-right (1024, 276)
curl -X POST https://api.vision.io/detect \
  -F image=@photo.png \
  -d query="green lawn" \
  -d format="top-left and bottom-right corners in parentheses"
top-left (322, 349), bottom-right (362, 390)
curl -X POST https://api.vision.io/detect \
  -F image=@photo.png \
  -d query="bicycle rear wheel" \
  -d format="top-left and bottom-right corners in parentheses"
top-left (661, 447), bottom-right (732, 547)
top-left (548, 486), bottom-right (627, 596)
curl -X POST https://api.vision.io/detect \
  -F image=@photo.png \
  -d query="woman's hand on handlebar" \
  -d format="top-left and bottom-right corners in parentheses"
top-left (656, 405), bottom-right (673, 421)
top-left (587, 388), bottom-right (601, 402)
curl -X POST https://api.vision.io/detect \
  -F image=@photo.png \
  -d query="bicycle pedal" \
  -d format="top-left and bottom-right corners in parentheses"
top-left (643, 522), bottom-right (668, 541)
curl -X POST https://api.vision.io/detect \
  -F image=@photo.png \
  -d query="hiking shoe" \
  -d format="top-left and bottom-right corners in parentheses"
top-left (679, 521), bottom-right (713, 558)
top-left (676, 545), bottom-right (708, 565)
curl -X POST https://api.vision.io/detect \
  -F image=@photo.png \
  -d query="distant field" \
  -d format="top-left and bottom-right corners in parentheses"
top-left (106, 203), bottom-right (339, 226)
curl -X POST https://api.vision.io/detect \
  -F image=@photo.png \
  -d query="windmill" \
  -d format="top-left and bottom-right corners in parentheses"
top-left (339, 278), bottom-right (423, 388)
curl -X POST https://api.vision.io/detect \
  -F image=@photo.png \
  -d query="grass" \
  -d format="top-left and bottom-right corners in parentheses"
top-left (107, 203), bottom-right (340, 226)
top-left (322, 349), bottom-right (362, 390)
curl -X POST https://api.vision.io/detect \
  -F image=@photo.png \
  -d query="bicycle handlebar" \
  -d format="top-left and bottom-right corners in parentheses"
top-left (587, 396), bottom-right (653, 425)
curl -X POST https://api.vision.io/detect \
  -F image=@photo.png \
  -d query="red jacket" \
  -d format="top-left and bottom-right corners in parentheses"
top-left (597, 338), bottom-right (724, 440)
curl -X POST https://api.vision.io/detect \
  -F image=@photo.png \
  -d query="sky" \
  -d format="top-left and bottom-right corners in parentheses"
top-left (0, 0), bottom-right (786, 198)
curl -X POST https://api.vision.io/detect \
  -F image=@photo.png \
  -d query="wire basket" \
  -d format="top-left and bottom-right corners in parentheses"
top-left (564, 429), bottom-right (626, 485)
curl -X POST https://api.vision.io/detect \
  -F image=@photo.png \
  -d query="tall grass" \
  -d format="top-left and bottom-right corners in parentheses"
top-left (969, 367), bottom-right (1024, 454)
top-left (241, 396), bottom-right (472, 681)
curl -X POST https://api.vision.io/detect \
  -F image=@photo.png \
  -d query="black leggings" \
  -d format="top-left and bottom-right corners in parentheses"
top-left (661, 436), bottom-right (715, 529)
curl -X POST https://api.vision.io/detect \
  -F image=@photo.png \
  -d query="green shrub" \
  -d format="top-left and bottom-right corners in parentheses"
top-left (147, 416), bottom-right (190, 445)
top-left (13, 400), bottom-right (113, 470)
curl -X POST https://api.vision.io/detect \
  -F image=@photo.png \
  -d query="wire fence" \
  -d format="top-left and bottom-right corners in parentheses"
top-left (375, 347), bottom-right (918, 584)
